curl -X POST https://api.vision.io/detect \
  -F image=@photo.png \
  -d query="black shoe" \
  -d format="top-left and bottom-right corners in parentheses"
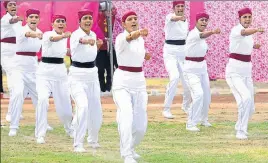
top-left (106, 84), bottom-right (111, 92)
top-left (100, 82), bottom-right (106, 92)
top-left (100, 86), bottom-right (106, 92)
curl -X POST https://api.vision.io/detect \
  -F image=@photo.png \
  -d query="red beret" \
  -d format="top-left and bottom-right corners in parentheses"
top-left (3, 1), bottom-right (16, 8)
top-left (196, 12), bottom-right (209, 21)
top-left (26, 9), bottom-right (40, 17)
top-left (173, 1), bottom-right (185, 8)
top-left (238, 8), bottom-right (252, 18)
top-left (52, 15), bottom-right (66, 23)
top-left (122, 11), bottom-right (137, 22)
top-left (78, 10), bottom-right (93, 21)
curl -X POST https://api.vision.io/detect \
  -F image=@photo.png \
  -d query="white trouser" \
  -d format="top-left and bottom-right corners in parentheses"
top-left (35, 78), bottom-right (73, 138)
top-left (1, 55), bottom-right (17, 115)
top-left (113, 88), bottom-right (148, 157)
top-left (9, 70), bottom-right (38, 129)
top-left (226, 74), bottom-right (255, 133)
top-left (163, 54), bottom-right (191, 111)
top-left (183, 72), bottom-right (211, 127)
top-left (70, 80), bottom-right (103, 148)
top-left (6, 71), bottom-right (29, 117)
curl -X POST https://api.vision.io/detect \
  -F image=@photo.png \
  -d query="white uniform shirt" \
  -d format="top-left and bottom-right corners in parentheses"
top-left (164, 13), bottom-right (188, 40)
top-left (184, 27), bottom-right (208, 74)
top-left (1, 13), bottom-right (22, 56)
top-left (163, 13), bottom-right (188, 60)
top-left (36, 30), bottom-right (68, 81)
top-left (226, 24), bottom-right (254, 77)
top-left (14, 25), bottom-right (42, 72)
top-left (113, 30), bottom-right (146, 90)
top-left (69, 28), bottom-right (98, 81)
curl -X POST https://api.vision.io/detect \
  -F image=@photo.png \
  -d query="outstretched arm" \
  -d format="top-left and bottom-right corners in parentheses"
top-left (25, 32), bottom-right (43, 39)
top-left (170, 15), bottom-right (186, 22)
top-left (9, 16), bottom-right (23, 24)
top-left (200, 28), bottom-right (221, 39)
top-left (50, 31), bottom-right (71, 42)
top-left (126, 28), bottom-right (148, 42)
top-left (241, 28), bottom-right (264, 36)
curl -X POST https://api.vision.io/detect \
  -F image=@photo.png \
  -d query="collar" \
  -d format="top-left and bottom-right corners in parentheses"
top-left (78, 27), bottom-right (91, 36)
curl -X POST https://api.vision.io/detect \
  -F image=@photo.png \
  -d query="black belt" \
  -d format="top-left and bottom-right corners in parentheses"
top-left (72, 61), bottom-right (95, 68)
top-left (165, 40), bottom-right (185, 45)
top-left (41, 57), bottom-right (64, 64)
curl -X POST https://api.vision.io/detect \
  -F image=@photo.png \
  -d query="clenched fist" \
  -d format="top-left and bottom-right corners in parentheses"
top-left (130, 31), bottom-right (141, 40)
top-left (63, 32), bottom-right (71, 38)
top-left (176, 16), bottom-right (185, 21)
top-left (88, 39), bottom-right (95, 46)
top-left (96, 39), bottom-right (103, 46)
top-left (37, 33), bottom-right (43, 40)
top-left (253, 44), bottom-right (261, 49)
top-left (144, 53), bottom-right (151, 61)
top-left (17, 16), bottom-right (24, 21)
top-left (11, 16), bottom-right (23, 23)
top-left (213, 28), bottom-right (221, 34)
top-left (257, 28), bottom-right (265, 34)
top-left (139, 29), bottom-right (148, 37)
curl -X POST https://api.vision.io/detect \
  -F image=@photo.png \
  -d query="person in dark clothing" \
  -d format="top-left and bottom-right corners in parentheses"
top-left (96, 5), bottom-right (118, 92)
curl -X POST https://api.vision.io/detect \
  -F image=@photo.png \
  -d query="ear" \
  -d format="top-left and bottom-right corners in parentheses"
top-left (122, 22), bottom-right (126, 28)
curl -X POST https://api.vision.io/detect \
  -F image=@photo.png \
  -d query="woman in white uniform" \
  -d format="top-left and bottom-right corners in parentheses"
top-left (1, 1), bottom-right (23, 122)
top-left (162, 0), bottom-right (191, 119)
top-left (35, 15), bottom-right (73, 144)
top-left (8, 9), bottom-right (43, 137)
top-left (113, 11), bottom-right (151, 163)
top-left (226, 8), bottom-right (264, 140)
top-left (184, 13), bottom-right (220, 132)
top-left (69, 10), bottom-right (103, 152)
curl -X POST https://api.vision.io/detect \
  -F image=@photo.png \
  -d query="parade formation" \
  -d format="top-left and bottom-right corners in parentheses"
top-left (0, 1), bottom-right (265, 163)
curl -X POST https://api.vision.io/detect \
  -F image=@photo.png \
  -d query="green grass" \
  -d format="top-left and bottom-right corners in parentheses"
top-left (1, 122), bottom-right (268, 163)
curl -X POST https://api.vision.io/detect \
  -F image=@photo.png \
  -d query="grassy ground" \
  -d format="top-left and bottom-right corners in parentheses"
top-left (1, 60), bottom-right (268, 163)
top-left (1, 122), bottom-right (268, 163)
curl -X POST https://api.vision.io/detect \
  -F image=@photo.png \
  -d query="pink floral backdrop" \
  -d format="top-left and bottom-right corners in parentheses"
top-left (113, 1), bottom-right (268, 82)
top-left (1, 1), bottom-right (267, 82)
top-left (113, 1), bottom-right (191, 79)
top-left (205, 1), bottom-right (268, 82)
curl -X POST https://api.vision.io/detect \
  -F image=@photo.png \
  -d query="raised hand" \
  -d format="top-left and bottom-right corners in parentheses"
top-left (96, 39), bottom-right (103, 47)
top-left (144, 53), bottom-right (151, 61)
top-left (17, 16), bottom-right (24, 21)
top-left (213, 28), bottom-right (221, 34)
top-left (11, 16), bottom-right (23, 23)
top-left (37, 33), bottom-right (43, 40)
top-left (130, 30), bottom-right (141, 40)
top-left (177, 16), bottom-right (185, 21)
top-left (88, 39), bottom-right (95, 46)
top-left (257, 28), bottom-right (264, 34)
top-left (63, 31), bottom-right (71, 38)
top-left (139, 29), bottom-right (148, 37)
top-left (253, 44), bottom-right (261, 49)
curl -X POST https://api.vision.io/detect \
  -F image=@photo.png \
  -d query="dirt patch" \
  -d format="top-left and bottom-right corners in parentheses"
top-left (1, 94), bottom-right (267, 126)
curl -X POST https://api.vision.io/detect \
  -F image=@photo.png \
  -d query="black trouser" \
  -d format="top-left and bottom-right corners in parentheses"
top-left (0, 65), bottom-right (4, 93)
top-left (96, 49), bottom-right (118, 92)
